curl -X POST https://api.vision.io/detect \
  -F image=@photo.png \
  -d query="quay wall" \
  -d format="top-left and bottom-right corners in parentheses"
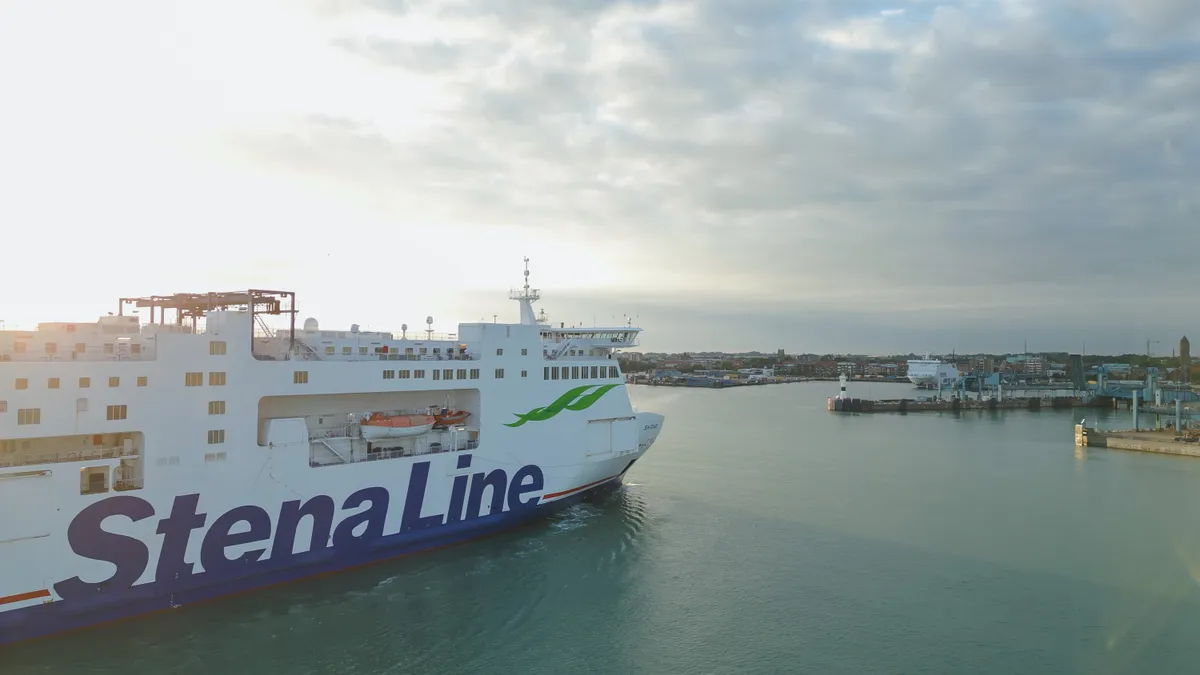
top-left (1075, 424), bottom-right (1200, 458)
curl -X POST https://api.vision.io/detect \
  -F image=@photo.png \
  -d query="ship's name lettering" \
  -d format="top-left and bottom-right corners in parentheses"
top-left (53, 455), bottom-right (544, 600)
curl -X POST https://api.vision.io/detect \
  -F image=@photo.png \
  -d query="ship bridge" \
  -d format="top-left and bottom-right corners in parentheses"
top-left (539, 326), bottom-right (640, 360)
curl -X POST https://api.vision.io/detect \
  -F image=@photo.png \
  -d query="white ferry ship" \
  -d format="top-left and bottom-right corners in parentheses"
top-left (0, 261), bottom-right (664, 646)
top-left (906, 355), bottom-right (960, 388)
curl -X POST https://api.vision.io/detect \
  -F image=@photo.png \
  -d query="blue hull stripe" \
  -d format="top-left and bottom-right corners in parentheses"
top-left (0, 476), bottom-right (625, 647)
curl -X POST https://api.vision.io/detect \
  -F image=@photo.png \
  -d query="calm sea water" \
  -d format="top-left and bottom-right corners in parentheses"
top-left (10, 382), bottom-right (1200, 674)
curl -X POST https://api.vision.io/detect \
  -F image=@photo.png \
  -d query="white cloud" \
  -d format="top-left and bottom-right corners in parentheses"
top-left (0, 0), bottom-right (1196, 353)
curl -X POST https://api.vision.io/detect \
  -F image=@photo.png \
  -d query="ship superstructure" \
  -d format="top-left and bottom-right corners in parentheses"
top-left (0, 260), bottom-right (664, 646)
top-left (906, 354), bottom-right (961, 388)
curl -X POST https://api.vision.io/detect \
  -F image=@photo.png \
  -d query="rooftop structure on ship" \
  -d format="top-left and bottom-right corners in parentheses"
top-left (0, 260), bottom-right (641, 366)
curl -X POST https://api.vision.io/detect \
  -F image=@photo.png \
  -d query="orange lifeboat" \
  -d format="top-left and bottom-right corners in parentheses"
top-left (434, 408), bottom-right (471, 426)
top-left (361, 413), bottom-right (435, 440)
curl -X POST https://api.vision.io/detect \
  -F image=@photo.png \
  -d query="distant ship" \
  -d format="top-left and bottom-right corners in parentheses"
top-left (906, 355), bottom-right (960, 388)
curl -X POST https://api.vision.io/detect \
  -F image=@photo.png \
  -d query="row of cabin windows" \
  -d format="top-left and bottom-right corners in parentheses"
top-left (6, 405), bottom-right (127, 425)
top-left (309, 346), bottom-right (537, 358)
top-left (14, 376), bottom-right (148, 389)
top-left (12, 342), bottom-right (144, 355)
top-left (184, 372), bottom-right (227, 386)
top-left (381, 369), bottom-right (426, 379)
top-left (544, 365), bottom-right (620, 381)
top-left (432, 369), bottom-right (479, 381)
top-left (317, 345), bottom-right (467, 356)
top-left (378, 368), bottom-right (527, 380)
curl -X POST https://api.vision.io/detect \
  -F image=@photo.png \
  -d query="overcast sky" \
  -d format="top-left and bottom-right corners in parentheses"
top-left (1, 0), bottom-right (1196, 355)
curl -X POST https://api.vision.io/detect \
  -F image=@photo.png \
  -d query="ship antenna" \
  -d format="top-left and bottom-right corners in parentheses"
top-left (510, 256), bottom-right (541, 326)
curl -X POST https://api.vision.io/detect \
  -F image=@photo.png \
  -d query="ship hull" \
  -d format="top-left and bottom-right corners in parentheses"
top-left (0, 464), bottom-right (634, 647)
top-left (0, 280), bottom-right (664, 649)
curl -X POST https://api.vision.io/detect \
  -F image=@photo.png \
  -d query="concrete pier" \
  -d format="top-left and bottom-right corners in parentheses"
top-left (1075, 423), bottom-right (1200, 458)
top-left (828, 395), bottom-right (1083, 413)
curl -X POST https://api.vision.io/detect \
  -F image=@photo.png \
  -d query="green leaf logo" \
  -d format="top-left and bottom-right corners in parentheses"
top-left (504, 383), bottom-right (621, 427)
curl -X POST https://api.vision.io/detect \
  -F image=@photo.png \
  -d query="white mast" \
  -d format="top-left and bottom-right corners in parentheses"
top-left (509, 257), bottom-right (541, 325)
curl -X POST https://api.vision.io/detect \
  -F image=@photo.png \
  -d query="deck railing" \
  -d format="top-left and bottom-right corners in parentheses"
top-left (309, 438), bottom-right (478, 468)
top-left (0, 445), bottom-right (139, 469)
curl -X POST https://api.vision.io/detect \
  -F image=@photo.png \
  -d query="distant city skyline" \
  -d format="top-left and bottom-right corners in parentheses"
top-left (1, 1), bottom-right (1196, 353)
top-left (4, 285), bottom-right (1192, 359)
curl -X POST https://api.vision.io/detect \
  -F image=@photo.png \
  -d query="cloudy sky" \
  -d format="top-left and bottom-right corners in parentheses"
top-left (1, 0), bottom-right (1196, 355)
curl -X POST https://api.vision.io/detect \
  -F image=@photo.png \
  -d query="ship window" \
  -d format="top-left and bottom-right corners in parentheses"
top-left (205, 451), bottom-right (228, 462)
top-left (75, 343), bottom-right (86, 353)
top-left (137, 376), bottom-right (148, 387)
top-left (131, 344), bottom-right (142, 355)
top-left (0, 401), bottom-right (5, 413)
top-left (185, 372), bottom-right (203, 386)
top-left (360, 346), bottom-right (368, 355)
top-left (414, 369), bottom-right (425, 378)
top-left (106, 405), bottom-right (128, 421)
top-left (543, 366), bottom-right (549, 380)
top-left (17, 408), bottom-right (41, 425)
top-left (609, 366), bottom-right (618, 378)
top-left (80, 466), bottom-right (108, 495)
top-left (521, 370), bottom-right (527, 378)
top-left (209, 372), bottom-right (226, 386)
top-left (14, 342), bottom-right (26, 353)
top-left (419, 348), bottom-right (427, 355)
top-left (433, 370), bottom-right (441, 381)
top-left (80, 377), bottom-right (91, 388)
top-left (571, 366), bottom-right (579, 379)
top-left (207, 429), bottom-right (226, 444)
top-left (461, 369), bottom-right (471, 380)
top-left (104, 344), bottom-right (114, 354)
top-left (399, 370), bottom-right (410, 379)
top-left (383, 370), bottom-right (395, 379)
top-left (209, 341), bottom-right (227, 355)
top-left (343, 346), bottom-right (352, 355)
top-left (552, 367), bottom-right (559, 380)
top-left (325, 346), bottom-right (335, 355)
top-left (15, 378), bottom-right (28, 390)
top-left (208, 400), bottom-right (226, 415)
top-left (293, 371), bottom-right (309, 384)
top-left (48, 377), bottom-right (60, 389)
top-left (494, 368), bottom-right (504, 378)
top-left (445, 369), bottom-right (455, 380)
top-left (521, 348), bottom-right (528, 356)
top-left (109, 376), bottom-right (120, 388)
top-left (496, 348), bottom-right (503, 356)
top-left (591, 366), bottom-right (599, 379)
top-left (45, 342), bottom-right (57, 354)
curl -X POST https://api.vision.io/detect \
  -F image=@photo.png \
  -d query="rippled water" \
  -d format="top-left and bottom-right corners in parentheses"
top-left (9, 382), bottom-right (1200, 674)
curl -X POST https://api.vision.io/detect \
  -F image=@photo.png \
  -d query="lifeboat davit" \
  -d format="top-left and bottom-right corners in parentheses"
top-left (434, 409), bottom-right (471, 426)
top-left (361, 413), bottom-right (435, 440)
